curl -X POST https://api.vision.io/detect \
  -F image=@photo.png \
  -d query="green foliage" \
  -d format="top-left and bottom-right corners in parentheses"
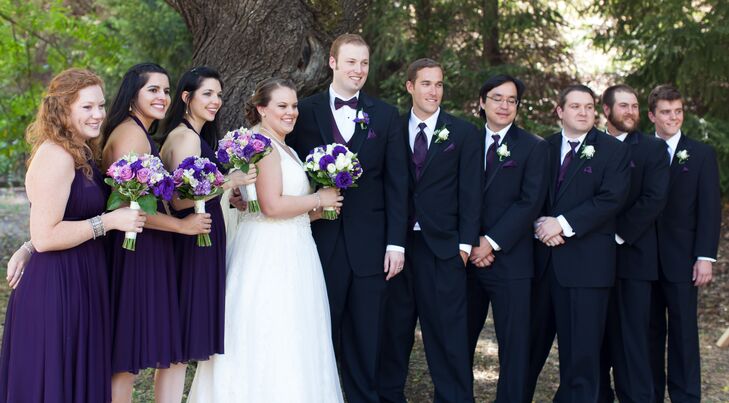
top-left (362, 0), bottom-right (573, 135)
top-left (593, 0), bottom-right (729, 195)
top-left (0, 0), bottom-right (189, 185)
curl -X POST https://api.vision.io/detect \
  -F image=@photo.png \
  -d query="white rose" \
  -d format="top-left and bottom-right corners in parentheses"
top-left (583, 145), bottom-right (596, 158)
top-left (438, 128), bottom-right (450, 139)
top-left (327, 163), bottom-right (336, 173)
top-left (497, 144), bottom-right (510, 157)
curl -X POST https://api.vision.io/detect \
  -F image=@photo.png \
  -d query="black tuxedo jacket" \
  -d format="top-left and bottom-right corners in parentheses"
top-left (615, 131), bottom-right (670, 280)
top-left (655, 134), bottom-right (721, 283)
top-left (534, 128), bottom-right (631, 287)
top-left (287, 91), bottom-right (408, 276)
top-left (403, 111), bottom-right (482, 259)
top-left (480, 124), bottom-right (549, 279)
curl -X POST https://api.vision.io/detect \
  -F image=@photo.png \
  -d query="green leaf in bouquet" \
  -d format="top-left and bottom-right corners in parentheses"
top-left (137, 194), bottom-right (159, 215)
top-left (107, 190), bottom-right (125, 211)
top-left (104, 177), bottom-right (117, 188)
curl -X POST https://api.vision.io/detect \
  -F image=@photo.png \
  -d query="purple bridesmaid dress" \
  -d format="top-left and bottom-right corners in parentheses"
top-left (173, 120), bottom-right (226, 361)
top-left (0, 164), bottom-right (112, 403)
top-left (108, 118), bottom-right (182, 373)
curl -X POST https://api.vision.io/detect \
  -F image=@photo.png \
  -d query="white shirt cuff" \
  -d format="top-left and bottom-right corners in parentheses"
top-left (615, 234), bottom-right (625, 245)
top-left (556, 215), bottom-right (575, 237)
top-left (386, 245), bottom-right (405, 253)
top-left (459, 244), bottom-right (472, 255)
top-left (484, 235), bottom-right (501, 251)
top-left (697, 256), bottom-right (717, 263)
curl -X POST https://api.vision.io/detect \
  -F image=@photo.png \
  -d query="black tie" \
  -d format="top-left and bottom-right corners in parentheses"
top-left (334, 97), bottom-right (358, 110)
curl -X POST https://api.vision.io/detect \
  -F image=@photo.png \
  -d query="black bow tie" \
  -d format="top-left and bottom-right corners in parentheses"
top-left (334, 97), bottom-right (358, 110)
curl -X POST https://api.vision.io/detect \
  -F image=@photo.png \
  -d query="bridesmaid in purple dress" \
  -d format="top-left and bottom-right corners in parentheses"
top-left (101, 63), bottom-right (212, 403)
top-left (158, 67), bottom-right (257, 366)
top-left (0, 69), bottom-right (144, 403)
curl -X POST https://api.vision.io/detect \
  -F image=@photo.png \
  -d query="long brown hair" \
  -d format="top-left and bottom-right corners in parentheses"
top-left (26, 68), bottom-right (104, 178)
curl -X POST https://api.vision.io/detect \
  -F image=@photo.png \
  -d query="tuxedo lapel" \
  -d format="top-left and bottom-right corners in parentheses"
top-left (668, 135), bottom-right (690, 185)
top-left (547, 134), bottom-right (561, 204)
top-left (419, 112), bottom-right (449, 179)
top-left (348, 93), bottom-right (374, 154)
top-left (484, 125), bottom-right (519, 191)
top-left (312, 92), bottom-right (334, 145)
top-left (403, 116), bottom-right (417, 182)
top-left (555, 128), bottom-right (597, 202)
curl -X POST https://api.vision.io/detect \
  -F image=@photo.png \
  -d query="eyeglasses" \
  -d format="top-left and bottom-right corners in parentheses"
top-left (485, 95), bottom-right (519, 107)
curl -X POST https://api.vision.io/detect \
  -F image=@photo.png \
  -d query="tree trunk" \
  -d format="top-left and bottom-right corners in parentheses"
top-left (165, 0), bottom-right (371, 131)
top-left (482, 0), bottom-right (502, 65)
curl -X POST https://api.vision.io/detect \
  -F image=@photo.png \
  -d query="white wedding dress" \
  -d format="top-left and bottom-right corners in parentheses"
top-left (188, 139), bottom-right (343, 402)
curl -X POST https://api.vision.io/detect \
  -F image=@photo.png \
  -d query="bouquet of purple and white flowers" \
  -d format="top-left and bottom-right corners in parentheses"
top-left (216, 127), bottom-right (272, 213)
top-left (105, 152), bottom-right (175, 251)
top-left (172, 156), bottom-right (225, 247)
top-left (303, 143), bottom-right (363, 220)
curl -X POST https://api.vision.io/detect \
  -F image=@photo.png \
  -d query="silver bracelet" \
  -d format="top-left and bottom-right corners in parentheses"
top-left (313, 192), bottom-right (321, 211)
top-left (21, 241), bottom-right (35, 255)
top-left (89, 215), bottom-right (105, 239)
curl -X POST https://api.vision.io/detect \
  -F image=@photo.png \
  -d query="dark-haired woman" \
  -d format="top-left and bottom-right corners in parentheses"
top-left (0, 69), bottom-right (144, 402)
top-left (101, 63), bottom-right (211, 403)
top-left (158, 67), bottom-right (256, 365)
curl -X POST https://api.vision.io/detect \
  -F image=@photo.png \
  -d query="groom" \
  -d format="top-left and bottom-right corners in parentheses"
top-left (287, 34), bottom-right (408, 403)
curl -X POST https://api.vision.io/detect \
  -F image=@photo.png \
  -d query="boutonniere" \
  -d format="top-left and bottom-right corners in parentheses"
top-left (496, 143), bottom-right (511, 161)
top-left (676, 149), bottom-right (690, 164)
top-left (353, 109), bottom-right (370, 129)
top-left (434, 125), bottom-right (449, 143)
top-left (580, 144), bottom-right (596, 159)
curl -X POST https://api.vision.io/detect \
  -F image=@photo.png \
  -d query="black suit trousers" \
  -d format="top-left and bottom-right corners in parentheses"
top-left (598, 279), bottom-right (654, 403)
top-left (325, 234), bottom-right (387, 403)
top-left (379, 232), bottom-right (473, 403)
top-left (466, 267), bottom-right (531, 403)
top-left (649, 274), bottom-right (700, 403)
top-left (527, 262), bottom-right (610, 403)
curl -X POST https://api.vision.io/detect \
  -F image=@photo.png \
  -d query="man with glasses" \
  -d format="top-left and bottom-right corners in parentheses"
top-left (527, 84), bottom-right (630, 402)
top-left (466, 74), bottom-right (549, 402)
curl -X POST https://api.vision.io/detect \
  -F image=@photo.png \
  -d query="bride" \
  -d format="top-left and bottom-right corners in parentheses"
top-left (187, 78), bottom-right (344, 402)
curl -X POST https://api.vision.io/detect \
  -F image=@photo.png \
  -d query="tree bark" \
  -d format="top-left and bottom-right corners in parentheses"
top-left (482, 0), bottom-right (502, 65)
top-left (165, 0), bottom-right (371, 131)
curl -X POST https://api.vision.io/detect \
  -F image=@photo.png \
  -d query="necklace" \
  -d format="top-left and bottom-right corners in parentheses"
top-left (259, 126), bottom-right (287, 147)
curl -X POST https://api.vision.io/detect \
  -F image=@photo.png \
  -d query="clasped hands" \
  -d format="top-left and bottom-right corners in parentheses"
top-left (534, 216), bottom-right (565, 247)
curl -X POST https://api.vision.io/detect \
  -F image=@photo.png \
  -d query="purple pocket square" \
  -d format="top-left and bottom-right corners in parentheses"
top-left (502, 160), bottom-right (518, 168)
top-left (682, 166), bottom-right (689, 172)
top-left (443, 143), bottom-right (456, 152)
top-left (583, 166), bottom-right (593, 174)
top-left (367, 128), bottom-right (377, 139)
top-left (630, 160), bottom-right (636, 168)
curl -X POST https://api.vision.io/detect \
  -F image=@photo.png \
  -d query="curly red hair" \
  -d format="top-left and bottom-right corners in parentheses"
top-left (26, 68), bottom-right (104, 178)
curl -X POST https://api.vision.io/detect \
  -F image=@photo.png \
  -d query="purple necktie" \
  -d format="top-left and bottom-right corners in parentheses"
top-left (413, 122), bottom-right (428, 179)
top-left (556, 140), bottom-right (580, 191)
top-left (334, 97), bottom-right (358, 110)
top-left (485, 134), bottom-right (501, 175)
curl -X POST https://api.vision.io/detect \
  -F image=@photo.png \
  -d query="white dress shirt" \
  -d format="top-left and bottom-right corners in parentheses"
top-left (481, 123), bottom-right (513, 252)
top-left (408, 109), bottom-right (471, 255)
top-left (555, 130), bottom-right (588, 238)
top-left (328, 86), bottom-right (359, 143)
top-left (613, 131), bottom-right (628, 245)
top-left (655, 131), bottom-right (715, 263)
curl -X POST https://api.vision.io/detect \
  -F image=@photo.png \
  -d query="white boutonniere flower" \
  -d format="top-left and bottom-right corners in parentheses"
top-left (496, 143), bottom-right (510, 161)
top-left (580, 144), bottom-right (596, 159)
top-left (434, 126), bottom-right (449, 143)
top-left (676, 149), bottom-right (690, 164)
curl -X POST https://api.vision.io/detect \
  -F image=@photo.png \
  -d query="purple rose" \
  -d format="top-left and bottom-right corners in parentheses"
top-left (136, 168), bottom-right (151, 184)
top-left (173, 169), bottom-right (184, 185)
top-left (215, 171), bottom-right (225, 185)
top-left (250, 138), bottom-right (266, 153)
top-left (118, 165), bottom-right (133, 181)
top-left (130, 159), bottom-right (143, 172)
top-left (334, 171), bottom-right (353, 188)
top-left (217, 148), bottom-right (230, 164)
top-left (332, 145), bottom-right (348, 157)
top-left (318, 155), bottom-right (335, 171)
top-left (242, 144), bottom-right (256, 159)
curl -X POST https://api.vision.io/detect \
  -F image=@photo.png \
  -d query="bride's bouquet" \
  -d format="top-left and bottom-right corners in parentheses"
top-left (172, 156), bottom-right (225, 247)
top-left (303, 143), bottom-right (363, 220)
top-left (105, 152), bottom-right (175, 251)
top-left (217, 127), bottom-right (272, 213)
